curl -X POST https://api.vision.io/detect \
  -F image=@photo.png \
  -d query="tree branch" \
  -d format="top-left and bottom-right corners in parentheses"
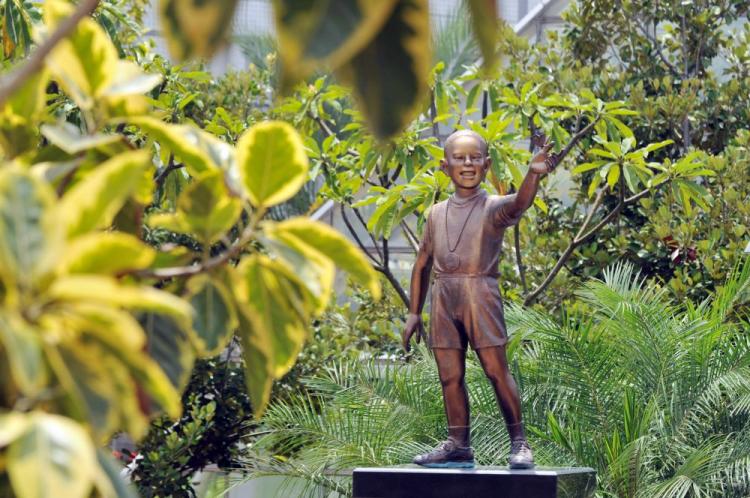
top-left (523, 180), bottom-right (668, 305)
top-left (0, 0), bottom-right (101, 107)
top-left (134, 223), bottom-right (255, 280)
top-left (339, 204), bottom-right (382, 267)
top-left (400, 221), bottom-right (419, 254)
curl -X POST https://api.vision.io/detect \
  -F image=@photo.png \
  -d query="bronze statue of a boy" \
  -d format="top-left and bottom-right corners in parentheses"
top-left (402, 129), bottom-right (556, 469)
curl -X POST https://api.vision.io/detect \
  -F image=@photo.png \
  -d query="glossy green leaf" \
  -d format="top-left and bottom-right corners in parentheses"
top-left (274, 0), bottom-right (399, 88)
top-left (188, 275), bottom-right (237, 355)
top-left (7, 413), bottom-right (96, 498)
top-left (160, 0), bottom-right (239, 61)
top-left (236, 121), bottom-right (309, 208)
top-left (0, 312), bottom-right (46, 396)
top-left (59, 151), bottom-right (151, 238)
top-left (59, 232), bottom-right (155, 275)
top-left (336, 0), bottom-right (430, 139)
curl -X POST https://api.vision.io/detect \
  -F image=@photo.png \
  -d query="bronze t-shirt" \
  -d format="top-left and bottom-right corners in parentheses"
top-left (421, 189), bottom-right (520, 276)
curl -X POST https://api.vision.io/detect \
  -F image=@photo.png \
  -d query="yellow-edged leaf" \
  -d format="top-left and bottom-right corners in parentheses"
top-left (44, 0), bottom-right (118, 109)
top-left (336, 0), bottom-right (430, 139)
top-left (466, 0), bottom-right (500, 74)
top-left (59, 151), bottom-right (151, 237)
top-left (273, 0), bottom-right (399, 89)
top-left (268, 217), bottom-right (380, 300)
top-left (177, 171), bottom-right (242, 244)
top-left (0, 313), bottom-right (46, 396)
top-left (236, 121), bottom-right (309, 208)
top-left (7, 413), bottom-right (97, 498)
top-left (235, 255), bottom-right (312, 406)
top-left (0, 168), bottom-right (61, 289)
top-left (160, 0), bottom-right (239, 61)
top-left (130, 116), bottom-right (217, 176)
top-left (48, 275), bottom-right (193, 335)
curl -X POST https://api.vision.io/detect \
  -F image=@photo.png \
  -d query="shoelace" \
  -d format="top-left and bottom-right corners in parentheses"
top-left (511, 440), bottom-right (531, 453)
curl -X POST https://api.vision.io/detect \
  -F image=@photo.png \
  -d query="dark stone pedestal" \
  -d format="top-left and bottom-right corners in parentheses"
top-left (352, 466), bottom-right (596, 498)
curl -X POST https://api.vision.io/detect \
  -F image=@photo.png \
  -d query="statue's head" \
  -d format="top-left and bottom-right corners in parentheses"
top-left (440, 130), bottom-right (491, 191)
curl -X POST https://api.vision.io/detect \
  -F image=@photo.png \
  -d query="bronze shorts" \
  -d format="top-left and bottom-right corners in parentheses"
top-left (429, 274), bottom-right (508, 350)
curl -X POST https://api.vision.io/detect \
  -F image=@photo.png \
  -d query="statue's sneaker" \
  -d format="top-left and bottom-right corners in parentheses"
top-left (509, 439), bottom-right (535, 469)
top-left (413, 439), bottom-right (475, 468)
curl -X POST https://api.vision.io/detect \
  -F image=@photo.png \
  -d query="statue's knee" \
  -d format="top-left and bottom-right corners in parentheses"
top-left (439, 372), bottom-right (464, 389)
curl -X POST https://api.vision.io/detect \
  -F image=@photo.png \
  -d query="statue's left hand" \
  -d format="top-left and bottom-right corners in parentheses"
top-left (529, 132), bottom-right (562, 174)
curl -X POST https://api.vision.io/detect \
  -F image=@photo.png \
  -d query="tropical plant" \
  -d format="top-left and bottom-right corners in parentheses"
top-left (243, 259), bottom-right (750, 498)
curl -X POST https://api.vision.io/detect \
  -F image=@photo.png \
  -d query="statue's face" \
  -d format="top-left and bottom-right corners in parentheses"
top-left (441, 135), bottom-right (490, 190)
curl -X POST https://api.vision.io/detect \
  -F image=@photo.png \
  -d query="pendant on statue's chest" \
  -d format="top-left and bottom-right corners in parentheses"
top-left (444, 253), bottom-right (461, 271)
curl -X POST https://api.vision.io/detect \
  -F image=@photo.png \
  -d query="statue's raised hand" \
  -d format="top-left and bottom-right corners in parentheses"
top-left (402, 313), bottom-right (424, 352)
top-left (529, 131), bottom-right (561, 174)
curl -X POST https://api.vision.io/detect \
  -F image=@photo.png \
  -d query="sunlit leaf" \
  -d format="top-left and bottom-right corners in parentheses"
top-left (130, 116), bottom-right (217, 176)
top-left (235, 255), bottom-right (314, 415)
top-left (177, 171), bottom-right (242, 244)
top-left (269, 217), bottom-right (381, 301)
top-left (236, 121), bottom-right (309, 208)
top-left (7, 413), bottom-right (96, 498)
top-left (44, 0), bottom-right (118, 109)
top-left (59, 151), bottom-right (151, 237)
top-left (40, 123), bottom-right (121, 155)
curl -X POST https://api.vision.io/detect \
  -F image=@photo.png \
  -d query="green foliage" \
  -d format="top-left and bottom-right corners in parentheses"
top-left (246, 261), bottom-right (750, 498)
top-left (130, 355), bottom-right (253, 498)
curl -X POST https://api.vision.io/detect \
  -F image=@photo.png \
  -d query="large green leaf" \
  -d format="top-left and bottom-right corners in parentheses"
top-left (6, 413), bottom-right (97, 498)
top-left (268, 217), bottom-right (381, 301)
top-left (236, 308), bottom-right (273, 418)
top-left (336, 0), bottom-right (430, 139)
top-left (0, 312), bottom-right (46, 396)
top-left (59, 151), bottom-right (151, 238)
top-left (0, 169), bottom-right (60, 289)
top-left (236, 121), bottom-right (309, 208)
top-left (138, 311), bottom-right (196, 394)
top-left (188, 275), bottom-right (237, 355)
top-left (157, 171), bottom-right (242, 244)
top-left (235, 255), bottom-right (314, 415)
top-left (273, 0), bottom-right (399, 88)
top-left (43, 0), bottom-right (118, 109)
top-left (465, 0), bottom-right (500, 74)
top-left (40, 123), bottom-right (121, 155)
top-left (59, 232), bottom-right (155, 275)
top-left (159, 0), bottom-right (238, 61)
